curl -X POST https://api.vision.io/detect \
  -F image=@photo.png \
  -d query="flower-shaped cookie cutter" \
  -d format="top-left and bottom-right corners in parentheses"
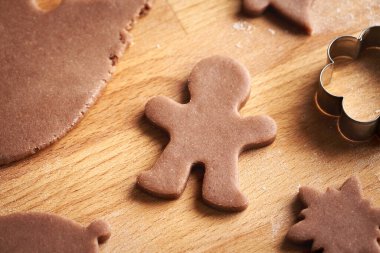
top-left (316, 26), bottom-right (380, 141)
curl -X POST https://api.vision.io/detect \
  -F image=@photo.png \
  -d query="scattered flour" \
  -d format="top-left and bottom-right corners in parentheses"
top-left (271, 215), bottom-right (285, 238)
top-left (271, 221), bottom-right (281, 238)
top-left (268, 28), bottom-right (276, 35)
top-left (232, 20), bottom-right (253, 33)
top-left (235, 41), bottom-right (243, 48)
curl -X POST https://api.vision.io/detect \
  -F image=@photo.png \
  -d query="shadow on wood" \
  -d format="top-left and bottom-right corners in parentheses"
top-left (280, 195), bottom-right (314, 253)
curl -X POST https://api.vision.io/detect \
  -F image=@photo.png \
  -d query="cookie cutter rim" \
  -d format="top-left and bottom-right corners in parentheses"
top-left (316, 26), bottom-right (380, 141)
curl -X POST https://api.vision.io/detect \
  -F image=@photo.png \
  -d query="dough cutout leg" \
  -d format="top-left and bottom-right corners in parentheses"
top-left (202, 157), bottom-right (248, 211)
top-left (138, 144), bottom-right (192, 198)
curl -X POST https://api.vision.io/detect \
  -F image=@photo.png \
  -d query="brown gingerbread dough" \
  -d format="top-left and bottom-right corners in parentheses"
top-left (0, 0), bottom-right (152, 165)
top-left (137, 56), bottom-right (277, 211)
top-left (242, 0), bottom-right (314, 33)
top-left (0, 212), bottom-right (111, 253)
top-left (287, 177), bottom-right (380, 253)
top-left (242, 0), bottom-right (380, 35)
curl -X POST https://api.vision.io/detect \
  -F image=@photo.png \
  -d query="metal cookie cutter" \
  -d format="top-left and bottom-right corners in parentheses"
top-left (316, 26), bottom-right (380, 141)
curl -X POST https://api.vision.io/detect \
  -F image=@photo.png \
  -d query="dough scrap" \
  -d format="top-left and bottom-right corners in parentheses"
top-left (287, 177), bottom-right (380, 253)
top-left (242, 0), bottom-right (314, 33)
top-left (0, 212), bottom-right (111, 253)
top-left (137, 56), bottom-right (277, 211)
top-left (242, 0), bottom-right (380, 35)
top-left (0, 0), bottom-right (152, 165)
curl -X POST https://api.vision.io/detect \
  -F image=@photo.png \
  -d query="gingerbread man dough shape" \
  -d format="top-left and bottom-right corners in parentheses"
top-left (0, 212), bottom-right (111, 253)
top-left (137, 56), bottom-right (277, 211)
top-left (242, 0), bottom-right (314, 34)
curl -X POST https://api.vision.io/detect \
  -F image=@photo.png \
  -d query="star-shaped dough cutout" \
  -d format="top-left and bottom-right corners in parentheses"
top-left (287, 177), bottom-right (380, 253)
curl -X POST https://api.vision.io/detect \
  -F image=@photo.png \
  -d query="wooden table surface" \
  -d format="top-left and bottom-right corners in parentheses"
top-left (1, 0), bottom-right (379, 252)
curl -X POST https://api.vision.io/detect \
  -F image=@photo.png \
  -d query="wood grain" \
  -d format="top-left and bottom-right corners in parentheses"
top-left (1, 0), bottom-right (379, 252)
